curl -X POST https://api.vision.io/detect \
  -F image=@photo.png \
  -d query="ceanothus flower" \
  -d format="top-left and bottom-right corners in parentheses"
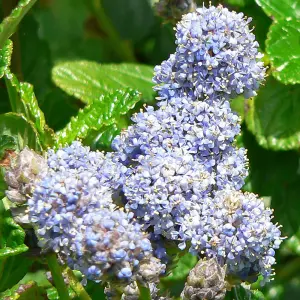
top-left (123, 147), bottom-right (215, 239)
top-left (29, 142), bottom-right (154, 282)
top-left (47, 141), bottom-right (127, 189)
top-left (112, 97), bottom-right (248, 191)
top-left (69, 207), bottom-right (153, 282)
top-left (153, 5), bottom-right (265, 102)
top-left (179, 190), bottom-right (283, 283)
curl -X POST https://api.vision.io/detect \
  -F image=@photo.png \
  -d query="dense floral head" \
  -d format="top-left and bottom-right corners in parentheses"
top-left (28, 142), bottom-right (154, 282)
top-left (123, 146), bottom-right (215, 239)
top-left (153, 5), bottom-right (265, 102)
top-left (112, 97), bottom-right (248, 192)
top-left (180, 190), bottom-right (283, 284)
top-left (70, 208), bottom-right (153, 282)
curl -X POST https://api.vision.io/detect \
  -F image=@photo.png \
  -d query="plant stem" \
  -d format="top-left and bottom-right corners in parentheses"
top-left (64, 267), bottom-right (92, 300)
top-left (46, 253), bottom-right (70, 300)
top-left (91, 0), bottom-right (136, 62)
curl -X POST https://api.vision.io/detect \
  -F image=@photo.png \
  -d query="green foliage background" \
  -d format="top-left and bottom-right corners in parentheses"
top-left (0, 0), bottom-right (299, 299)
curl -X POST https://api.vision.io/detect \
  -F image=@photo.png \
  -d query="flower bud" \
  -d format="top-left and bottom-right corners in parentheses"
top-left (137, 256), bottom-right (166, 284)
top-left (153, 0), bottom-right (196, 22)
top-left (181, 258), bottom-right (227, 300)
top-left (5, 147), bottom-right (47, 204)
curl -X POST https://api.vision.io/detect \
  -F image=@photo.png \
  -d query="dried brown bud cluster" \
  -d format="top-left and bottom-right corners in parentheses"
top-left (5, 147), bottom-right (47, 204)
top-left (181, 258), bottom-right (227, 300)
top-left (4, 147), bottom-right (47, 225)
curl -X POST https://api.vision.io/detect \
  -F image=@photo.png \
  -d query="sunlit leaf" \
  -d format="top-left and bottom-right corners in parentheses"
top-left (56, 89), bottom-right (140, 146)
top-left (245, 76), bottom-right (300, 150)
top-left (266, 18), bottom-right (300, 85)
top-left (52, 61), bottom-right (154, 103)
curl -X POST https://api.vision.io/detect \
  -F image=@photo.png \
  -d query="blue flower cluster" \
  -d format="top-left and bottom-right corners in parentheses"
top-left (153, 5), bottom-right (265, 102)
top-left (112, 97), bottom-right (248, 241)
top-left (110, 5), bottom-right (281, 284)
top-left (28, 143), bottom-right (154, 282)
top-left (179, 191), bottom-right (283, 284)
top-left (112, 97), bottom-right (248, 191)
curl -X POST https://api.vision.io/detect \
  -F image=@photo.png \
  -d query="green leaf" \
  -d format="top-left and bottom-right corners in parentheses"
top-left (266, 19), bottom-right (300, 85)
top-left (137, 282), bottom-right (151, 300)
top-left (0, 199), bottom-right (28, 259)
top-left (0, 40), bottom-right (12, 79)
top-left (52, 61), bottom-right (154, 103)
top-left (0, 168), bottom-right (7, 199)
top-left (46, 287), bottom-right (76, 300)
top-left (255, 0), bottom-right (300, 20)
top-left (0, 135), bottom-right (17, 159)
top-left (0, 198), bottom-right (31, 292)
top-left (0, 281), bottom-right (46, 299)
top-left (4, 71), bottom-right (55, 148)
top-left (225, 285), bottom-right (265, 299)
top-left (56, 89), bottom-right (141, 146)
top-left (0, 112), bottom-right (41, 151)
top-left (162, 253), bottom-right (197, 282)
top-left (0, 0), bottom-right (38, 49)
top-left (245, 76), bottom-right (300, 151)
top-left (86, 123), bottom-right (121, 151)
top-left (18, 82), bottom-right (55, 148)
top-left (85, 114), bottom-right (129, 151)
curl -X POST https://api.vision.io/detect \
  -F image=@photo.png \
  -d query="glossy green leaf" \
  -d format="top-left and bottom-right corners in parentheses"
top-left (0, 281), bottom-right (46, 299)
top-left (0, 40), bottom-right (12, 79)
top-left (86, 123), bottom-right (121, 151)
top-left (56, 89), bottom-right (140, 146)
top-left (52, 61), bottom-right (154, 103)
top-left (0, 199), bottom-right (28, 258)
top-left (255, 0), bottom-right (300, 20)
top-left (0, 112), bottom-right (41, 151)
top-left (0, 0), bottom-right (38, 49)
top-left (162, 253), bottom-right (197, 282)
top-left (0, 198), bottom-right (31, 292)
top-left (225, 285), bottom-right (265, 299)
top-left (266, 19), bottom-right (300, 85)
top-left (4, 72), bottom-right (55, 148)
top-left (0, 135), bottom-right (17, 159)
top-left (0, 255), bottom-right (33, 293)
top-left (46, 287), bottom-right (76, 300)
top-left (19, 82), bottom-right (55, 147)
top-left (245, 76), bottom-right (300, 150)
